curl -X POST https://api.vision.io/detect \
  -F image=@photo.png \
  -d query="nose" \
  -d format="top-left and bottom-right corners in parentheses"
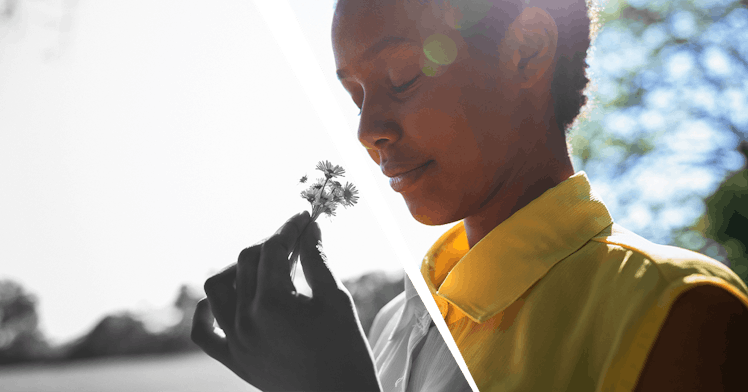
top-left (357, 89), bottom-right (402, 151)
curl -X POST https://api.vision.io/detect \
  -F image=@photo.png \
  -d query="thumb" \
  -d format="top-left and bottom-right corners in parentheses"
top-left (298, 222), bottom-right (340, 298)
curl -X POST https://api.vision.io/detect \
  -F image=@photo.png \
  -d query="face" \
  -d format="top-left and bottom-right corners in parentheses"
top-left (332, 0), bottom-right (536, 225)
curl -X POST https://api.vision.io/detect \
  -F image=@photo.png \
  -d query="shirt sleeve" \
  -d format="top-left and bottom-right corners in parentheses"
top-left (406, 324), bottom-right (472, 392)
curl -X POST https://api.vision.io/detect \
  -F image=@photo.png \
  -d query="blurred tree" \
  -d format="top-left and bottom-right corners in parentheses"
top-left (66, 285), bottom-right (204, 359)
top-left (1, 0), bottom-right (18, 19)
top-left (164, 284), bottom-right (202, 352)
top-left (571, 0), bottom-right (748, 284)
top-left (66, 312), bottom-right (157, 359)
top-left (691, 141), bottom-right (748, 281)
top-left (0, 280), bottom-right (51, 365)
top-left (174, 284), bottom-right (201, 315)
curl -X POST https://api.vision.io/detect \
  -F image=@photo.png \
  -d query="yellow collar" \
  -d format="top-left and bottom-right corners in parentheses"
top-left (420, 172), bottom-right (614, 324)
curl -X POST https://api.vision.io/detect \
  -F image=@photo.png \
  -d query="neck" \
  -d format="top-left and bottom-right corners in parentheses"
top-left (463, 117), bottom-right (575, 248)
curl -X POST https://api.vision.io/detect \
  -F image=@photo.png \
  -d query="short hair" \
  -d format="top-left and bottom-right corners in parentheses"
top-left (446, 0), bottom-right (596, 134)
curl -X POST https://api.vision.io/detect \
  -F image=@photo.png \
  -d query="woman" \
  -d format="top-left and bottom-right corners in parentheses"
top-left (192, 0), bottom-right (748, 391)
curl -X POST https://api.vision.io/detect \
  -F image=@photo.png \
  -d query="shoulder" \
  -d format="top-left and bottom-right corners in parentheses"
top-left (367, 291), bottom-right (406, 346)
top-left (584, 224), bottom-right (748, 391)
top-left (633, 284), bottom-right (748, 391)
top-left (588, 223), bottom-right (748, 296)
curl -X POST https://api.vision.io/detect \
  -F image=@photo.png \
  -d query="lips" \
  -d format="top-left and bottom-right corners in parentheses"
top-left (382, 160), bottom-right (433, 193)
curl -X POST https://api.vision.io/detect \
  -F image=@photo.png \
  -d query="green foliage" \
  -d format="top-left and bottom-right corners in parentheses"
top-left (571, 0), bottom-right (748, 284)
top-left (701, 142), bottom-right (748, 280)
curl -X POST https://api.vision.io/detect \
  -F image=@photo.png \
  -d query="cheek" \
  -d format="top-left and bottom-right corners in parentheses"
top-left (403, 84), bottom-right (488, 182)
top-left (366, 149), bottom-right (381, 165)
top-left (403, 79), bottom-right (469, 148)
top-left (405, 107), bottom-right (463, 148)
top-left (408, 109), bottom-right (487, 194)
top-left (457, 84), bottom-right (518, 162)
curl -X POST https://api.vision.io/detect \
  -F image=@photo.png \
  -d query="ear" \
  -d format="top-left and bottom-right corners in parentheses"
top-left (500, 7), bottom-right (558, 89)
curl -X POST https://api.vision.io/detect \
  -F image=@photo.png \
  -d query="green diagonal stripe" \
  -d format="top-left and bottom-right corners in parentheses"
top-left (255, 0), bottom-right (478, 392)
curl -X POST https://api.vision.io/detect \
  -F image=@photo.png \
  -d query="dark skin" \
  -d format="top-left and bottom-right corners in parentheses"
top-left (333, 0), bottom-right (574, 247)
top-left (633, 285), bottom-right (748, 392)
top-left (192, 212), bottom-right (381, 391)
top-left (191, 0), bottom-right (748, 390)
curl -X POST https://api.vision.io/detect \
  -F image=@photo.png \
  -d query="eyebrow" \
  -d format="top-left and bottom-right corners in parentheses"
top-left (336, 36), bottom-right (417, 80)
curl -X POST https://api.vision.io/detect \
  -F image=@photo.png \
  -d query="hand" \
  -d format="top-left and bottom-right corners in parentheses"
top-left (191, 211), bottom-right (382, 392)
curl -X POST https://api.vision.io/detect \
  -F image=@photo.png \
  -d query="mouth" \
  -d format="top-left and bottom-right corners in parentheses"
top-left (383, 160), bottom-right (434, 193)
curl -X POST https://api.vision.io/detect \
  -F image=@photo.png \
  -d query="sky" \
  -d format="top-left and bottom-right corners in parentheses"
top-left (0, 0), bottom-right (449, 342)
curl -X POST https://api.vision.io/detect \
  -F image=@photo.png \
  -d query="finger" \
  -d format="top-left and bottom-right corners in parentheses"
top-left (191, 298), bottom-right (231, 365)
top-left (299, 221), bottom-right (341, 298)
top-left (256, 211), bottom-right (311, 296)
top-left (235, 244), bottom-right (261, 326)
top-left (204, 265), bottom-right (237, 336)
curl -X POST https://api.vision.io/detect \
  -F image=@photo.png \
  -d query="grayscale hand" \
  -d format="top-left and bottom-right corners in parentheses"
top-left (191, 212), bottom-right (382, 392)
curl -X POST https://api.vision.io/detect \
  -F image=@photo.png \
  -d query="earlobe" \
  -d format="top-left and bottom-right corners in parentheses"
top-left (502, 7), bottom-right (558, 89)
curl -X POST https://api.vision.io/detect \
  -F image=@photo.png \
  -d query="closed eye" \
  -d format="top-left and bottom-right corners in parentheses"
top-left (346, 85), bottom-right (363, 116)
top-left (392, 75), bottom-right (420, 94)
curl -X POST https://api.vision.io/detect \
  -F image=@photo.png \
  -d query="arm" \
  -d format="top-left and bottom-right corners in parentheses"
top-left (633, 285), bottom-right (748, 392)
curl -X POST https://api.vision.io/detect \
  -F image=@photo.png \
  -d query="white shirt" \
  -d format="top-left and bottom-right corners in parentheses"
top-left (368, 274), bottom-right (471, 392)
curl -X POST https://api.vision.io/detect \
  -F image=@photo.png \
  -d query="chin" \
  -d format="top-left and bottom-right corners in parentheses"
top-left (405, 199), bottom-right (459, 226)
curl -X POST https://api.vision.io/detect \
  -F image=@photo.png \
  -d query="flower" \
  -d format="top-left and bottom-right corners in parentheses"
top-left (291, 160), bottom-right (359, 281)
top-left (300, 189), bottom-right (316, 204)
top-left (317, 190), bottom-right (333, 204)
top-left (316, 160), bottom-right (346, 179)
top-left (310, 178), bottom-right (326, 191)
top-left (321, 201), bottom-right (338, 217)
top-left (299, 161), bottom-right (359, 221)
top-left (331, 188), bottom-right (344, 204)
top-left (342, 182), bottom-right (359, 207)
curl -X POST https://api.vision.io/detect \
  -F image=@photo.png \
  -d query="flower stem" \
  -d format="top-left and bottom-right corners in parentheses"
top-left (313, 177), bottom-right (330, 220)
top-left (289, 216), bottom-right (318, 284)
top-left (290, 177), bottom-right (329, 284)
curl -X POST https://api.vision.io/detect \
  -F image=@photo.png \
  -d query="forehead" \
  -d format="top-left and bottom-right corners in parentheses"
top-left (332, 0), bottom-right (451, 69)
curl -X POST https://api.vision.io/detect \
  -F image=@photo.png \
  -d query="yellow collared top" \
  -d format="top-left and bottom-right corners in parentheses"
top-left (420, 171), bottom-right (748, 392)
